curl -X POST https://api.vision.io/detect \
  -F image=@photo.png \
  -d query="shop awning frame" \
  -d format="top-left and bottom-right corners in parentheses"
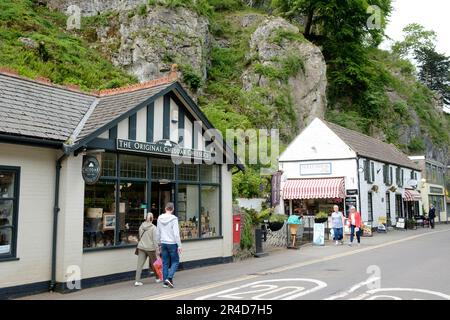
top-left (282, 177), bottom-right (346, 200)
top-left (403, 189), bottom-right (422, 202)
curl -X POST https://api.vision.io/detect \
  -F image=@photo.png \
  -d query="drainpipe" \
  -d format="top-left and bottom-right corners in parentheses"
top-left (49, 153), bottom-right (67, 292)
top-left (356, 157), bottom-right (362, 214)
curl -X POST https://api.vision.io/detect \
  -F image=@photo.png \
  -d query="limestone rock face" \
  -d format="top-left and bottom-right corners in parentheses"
top-left (48, 1), bottom-right (210, 84)
top-left (46, 0), bottom-right (148, 16)
top-left (242, 17), bottom-right (327, 130)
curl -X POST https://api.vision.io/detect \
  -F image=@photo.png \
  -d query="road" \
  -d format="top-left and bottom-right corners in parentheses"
top-left (21, 224), bottom-right (450, 300)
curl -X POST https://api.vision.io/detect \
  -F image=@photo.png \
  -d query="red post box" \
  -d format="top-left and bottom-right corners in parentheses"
top-left (233, 215), bottom-right (241, 244)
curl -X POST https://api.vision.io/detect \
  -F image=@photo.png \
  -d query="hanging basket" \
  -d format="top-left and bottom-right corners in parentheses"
top-left (268, 221), bottom-right (284, 232)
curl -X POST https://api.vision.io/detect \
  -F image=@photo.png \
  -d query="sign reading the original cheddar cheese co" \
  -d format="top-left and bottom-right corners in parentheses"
top-left (82, 156), bottom-right (101, 185)
top-left (117, 139), bottom-right (212, 161)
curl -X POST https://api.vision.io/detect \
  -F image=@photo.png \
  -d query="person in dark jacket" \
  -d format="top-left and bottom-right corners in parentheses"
top-left (429, 204), bottom-right (436, 229)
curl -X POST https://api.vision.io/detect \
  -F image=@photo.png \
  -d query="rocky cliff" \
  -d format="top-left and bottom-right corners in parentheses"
top-left (12, 1), bottom-right (450, 162)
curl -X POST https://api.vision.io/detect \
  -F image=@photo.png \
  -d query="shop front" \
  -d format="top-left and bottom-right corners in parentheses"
top-left (282, 177), bottom-right (346, 216)
top-left (83, 152), bottom-right (222, 250)
top-left (403, 189), bottom-right (422, 219)
top-left (0, 71), bottom-right (242, 298)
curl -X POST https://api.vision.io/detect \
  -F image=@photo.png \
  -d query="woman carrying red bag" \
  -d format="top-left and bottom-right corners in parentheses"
top-left (134, 213), bottom-right (162, 286)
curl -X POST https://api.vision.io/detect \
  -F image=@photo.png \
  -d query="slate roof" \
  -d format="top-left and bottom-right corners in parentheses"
top-left (77, 82), bottom-right (172, 141)
top-left (325, 120), bottom-right (421, 170)
top-left (0, 72), bottom-right (175, 143)
top-left (0, 73), bottom-right (95, 141)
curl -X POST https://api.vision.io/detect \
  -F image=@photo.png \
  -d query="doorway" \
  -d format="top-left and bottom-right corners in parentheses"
top-left (150, 182), bottom-right (175, 224)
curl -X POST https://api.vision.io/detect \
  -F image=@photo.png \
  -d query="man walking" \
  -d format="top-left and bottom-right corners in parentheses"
top-left (429, 204), bottom-right (436, 229)
top-left (157, 202), bottom-right (182, 288)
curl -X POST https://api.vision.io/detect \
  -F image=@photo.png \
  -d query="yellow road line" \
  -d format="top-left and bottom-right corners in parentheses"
top-left (143, 228), bottom-right (450, 300)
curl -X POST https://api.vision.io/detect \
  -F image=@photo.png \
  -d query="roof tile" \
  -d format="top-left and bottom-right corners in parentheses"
top-left (325, 121), bottom-right (421, 170)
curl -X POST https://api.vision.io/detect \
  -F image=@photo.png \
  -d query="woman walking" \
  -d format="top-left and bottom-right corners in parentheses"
top-left (348, 206), bottom-right (362, 247)
top-left (135, 213), bottom-right (161, 286)
top-left (331, 205), bottom-right (345, 245)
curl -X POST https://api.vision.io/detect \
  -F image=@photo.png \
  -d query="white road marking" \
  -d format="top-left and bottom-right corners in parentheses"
top-left (325, 277), bottom-right (381, 300)
top-left (143, 228), bottom-right (450, 300)
top-left (365, 288), bottom-right (450, 300)
top-left (195, 278), bottom-right (327, 300)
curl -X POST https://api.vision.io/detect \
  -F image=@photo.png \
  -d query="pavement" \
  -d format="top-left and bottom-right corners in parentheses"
top-left (19, 224), bottom-right (450, 300)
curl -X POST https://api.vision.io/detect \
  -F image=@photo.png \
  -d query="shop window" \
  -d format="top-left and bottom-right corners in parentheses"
top-left (83, 181), bottom-right (117, 249)
top-left (383, 165), bottom-right (390, 185)
top-left (178, 184), bottom-right (199, 240)
top-left (118, 182), bottom-right (146, 245)
top-left (151, 158), bottom-right (175, 180)
top-left (200, 186), bottom-right (220, 238)
top-left (367, 192), bottom-right (374, 222)
top-left (101, 153), bottom-right (117, 177)
top-left (370, 162), bottom-right (375, 183)
top-left (364, 160), bottom-right (370, 182)
top-left (178, 164), bottom-right (199, 182)
top-left (120, 154), bottom-right (146, 179)
top-left (386, 192), bottom-right (391, 225)
top-left (200, 165), bottom-right (220, 183)
top-left (0, 168), bottom-right (19, 259)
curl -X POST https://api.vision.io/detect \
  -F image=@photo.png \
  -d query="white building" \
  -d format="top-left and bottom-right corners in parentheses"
top-left (0, 70), bottom-right (242, 298)
top-left (276, 118), bottom-right (422, 228)
top-left (408, 156), bottom-right (448, 222)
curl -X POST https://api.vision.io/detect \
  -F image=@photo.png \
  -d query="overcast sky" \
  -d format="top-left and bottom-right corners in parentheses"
top-left (381, 0), bottom-right (450, 55)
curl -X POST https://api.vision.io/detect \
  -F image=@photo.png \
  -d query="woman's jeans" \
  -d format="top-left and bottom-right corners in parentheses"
top-left (350, 225), bottom-right (361, 243)
top-left (161, 243), bottom-right (179, 281)
top-left (333, 227), bottom-right (343, 241)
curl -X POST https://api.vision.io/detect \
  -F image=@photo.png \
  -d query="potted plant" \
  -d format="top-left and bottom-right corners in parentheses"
top-left (268, 213), bottom-right (286, 232)
top-left (371, 185), bottom-right (379, 192)
top-left (406, 218), bottom-right (417, 230)
top-left (314, 211), bottom-right (329, 224)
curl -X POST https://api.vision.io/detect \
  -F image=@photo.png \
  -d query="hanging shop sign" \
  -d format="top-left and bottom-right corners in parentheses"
top-left (82, 156), bottom-right (101, 185)
top-left (300, 163), bottom-right (332, 176)
top-left (346, 189), bottom-right (358, 196)
top-left (117, 139), bottom-right (212, 161)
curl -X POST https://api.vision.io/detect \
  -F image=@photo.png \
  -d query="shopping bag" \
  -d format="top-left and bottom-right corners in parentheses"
top-left (153, 257), bottom-right (163, 280)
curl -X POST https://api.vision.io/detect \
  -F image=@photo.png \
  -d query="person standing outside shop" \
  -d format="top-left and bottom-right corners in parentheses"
top-left (135, 213), bottom-right (161, 286)
top-left (157, 202), bottom-right (182, 288)
top-left (429, 204), bottom-right (436, 229)
top-left (348, 206), bottom-right (362, 246)
top-left (331, 205), bottom-right (345, 245)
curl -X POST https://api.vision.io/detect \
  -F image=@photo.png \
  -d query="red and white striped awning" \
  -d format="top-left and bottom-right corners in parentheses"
top-left (282, 178), bottom-right (345, 200)
top-left (403, 189), bottom-right (422, 202)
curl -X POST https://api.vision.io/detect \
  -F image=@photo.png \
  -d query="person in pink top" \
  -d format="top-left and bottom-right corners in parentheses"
top-left (348, 206), bottom-right (362, 246)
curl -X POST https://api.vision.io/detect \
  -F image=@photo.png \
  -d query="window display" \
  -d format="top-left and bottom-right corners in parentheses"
top-left (83, 153), bottom-right (222, 249)
top-left (120, 154), bottom-right (146, 179)
top-left (118, 182), bottom-right (146, 245)
top-left (178, 184), bottom-right (199, 240)
top-left (101, 153), bottom-right (116, 177)
top-left (200, 165), bottom-right (219, 183)
top-left (152, 158), bottom-right (174, 180)
top-left (200, 186), bottom-right (219, 238)
top-left (83, 181), bottom-right (116, 248)
top-left (0, 169), bottom-right (18, 258)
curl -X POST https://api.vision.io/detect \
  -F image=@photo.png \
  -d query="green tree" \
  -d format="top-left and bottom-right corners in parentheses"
top-left (415, 47), bottom-right (450, 105)
top-left (392, 23), bottom-right (437, 58)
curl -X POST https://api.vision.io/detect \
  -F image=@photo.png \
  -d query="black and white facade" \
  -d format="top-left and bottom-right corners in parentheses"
top-left (0, 72), bottom-right (242, 298)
